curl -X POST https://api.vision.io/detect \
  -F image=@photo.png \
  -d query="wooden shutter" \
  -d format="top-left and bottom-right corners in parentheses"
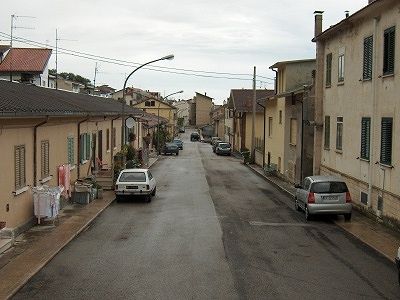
top-left (380, 117), bottom-right (393, 165)
top-left (383, 27), bottom-right (395, 75)
top-left (67, 137), bottom-right (74, 165)
top-left (15, 145), bottom-right (26, 189)
top-left (360, 117), bottom-right (371, 160)
top-left (106, 128), bottom-right (110, 150)
top-left (324, 116), bottom-right (330, 149)
top-left (41, 140), bottom-right (49, 178)
top-left (336, 117), bottom-right (343, 150)
top-left (79, 134), bottom-right (84, 162)
top-left (85, 133), bottom-right (91, 160)
top-left (363, 36), bottom-right (373, 80)
top-left (326, 53), bottom-right (332, 86)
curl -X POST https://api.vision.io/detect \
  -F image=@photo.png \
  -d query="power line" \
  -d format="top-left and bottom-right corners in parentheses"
top-left (0, 31), bottom-right (275, 82)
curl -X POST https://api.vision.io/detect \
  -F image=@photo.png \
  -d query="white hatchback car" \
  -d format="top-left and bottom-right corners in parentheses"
top-left (115, 168), bottom-right (156, 202)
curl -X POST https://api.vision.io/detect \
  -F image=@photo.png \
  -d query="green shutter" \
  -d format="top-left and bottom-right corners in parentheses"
top-left (86, 133), bottom-right (91, 160)
top-left (67, 137), bottom-right (74, 165)
top-left (324, 116), bottom-right (330, 149)
top-left (383, 27), bottom-right (395, 75)
top-left (360, 117), bottom-right (371, 160)
top-left (380, 117), bottom-right (393, 165)
top-left (363, 36), bottom-right (373, 80)
top-left (326, 53), bottom-right (332, 86)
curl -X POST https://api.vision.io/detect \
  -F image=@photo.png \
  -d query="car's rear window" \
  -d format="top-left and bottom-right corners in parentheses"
top-left (119, 172), bottom-right (146, 182)
top-left (310, 181), bottom-right (348, 193)
top-left (219, 143), bottom-right (230, 149)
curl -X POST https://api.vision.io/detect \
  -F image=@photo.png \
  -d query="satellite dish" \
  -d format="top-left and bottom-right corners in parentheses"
top-left (125, 117), bottom-right (135, 129)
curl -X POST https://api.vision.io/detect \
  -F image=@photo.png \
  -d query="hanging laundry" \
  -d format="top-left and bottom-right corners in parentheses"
top-left (58, 164), bottom-right (71, 197)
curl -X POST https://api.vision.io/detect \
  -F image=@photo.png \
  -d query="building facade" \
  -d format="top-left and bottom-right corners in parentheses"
top-left (313, 0), bottom-right (400, 221)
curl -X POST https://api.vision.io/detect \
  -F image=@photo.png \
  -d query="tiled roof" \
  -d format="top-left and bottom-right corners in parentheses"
top-left (0, 80), bottom-right (143, 117)
top-left (230, 89), bottom-right (275, 113)
top-left (0, 48), bottom-right (52, 73)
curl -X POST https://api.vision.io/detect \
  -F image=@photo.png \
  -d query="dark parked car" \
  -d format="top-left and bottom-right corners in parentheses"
top-left (215, 142), bottom-right (231, 155)
top-left (179, 127), bottom-right (185, 133)
top-left (172, 138), bottom-right (183, 150)
top-left (163, 143), bottom-right (179, 155)
top-left (212, 141), bottom-right (224, 153)
top-left (190, 132), bottom-right (200, 141)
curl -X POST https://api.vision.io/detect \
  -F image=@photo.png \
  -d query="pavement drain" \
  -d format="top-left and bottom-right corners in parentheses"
top-left (249, 221), bottom-right (313, 227)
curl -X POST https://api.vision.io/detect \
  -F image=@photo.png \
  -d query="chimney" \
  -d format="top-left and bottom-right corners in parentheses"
top-left (314, 11), bottom-right (324, 38)
top-left (345, 10), bottom-right (349, 18)
top-left (368, 0), bottom-right (376, 3)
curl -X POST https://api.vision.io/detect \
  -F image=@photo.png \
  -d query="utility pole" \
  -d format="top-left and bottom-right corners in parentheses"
top-left (251, 66), bottom-right (256, 163)
top-left (93, 62), bottom-right (98, 95)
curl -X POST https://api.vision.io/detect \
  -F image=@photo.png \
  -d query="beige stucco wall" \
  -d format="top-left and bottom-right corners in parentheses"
top-left (0, 117), bottom-right (123, 231)
top-left (195, 95), bottom-right (213, 127)
top-left (244, 112), bottom-right (264, 153)
top-left (134, 101), bottom-right (176, 136)
top-left (320, 3), bottom-right (400, 218)
top-left (264, 98), bottom-right (286, 172)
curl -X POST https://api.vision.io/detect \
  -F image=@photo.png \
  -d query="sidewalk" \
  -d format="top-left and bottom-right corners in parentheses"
top-left (0, 156), bottom-right (158, 300)
top-left (246, 163), bottom-right (400, 263)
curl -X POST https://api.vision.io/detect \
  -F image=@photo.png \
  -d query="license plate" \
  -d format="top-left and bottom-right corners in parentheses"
top-left (127, 186), bottom-right (138, 189)
top-left (323, 196), bottom-right (337, 200)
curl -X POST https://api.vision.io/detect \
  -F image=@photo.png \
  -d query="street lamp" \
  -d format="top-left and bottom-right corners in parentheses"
top-left (157, 90), bottom-right (184, 155)
top-left (121, 54), bottom-right (174, 148)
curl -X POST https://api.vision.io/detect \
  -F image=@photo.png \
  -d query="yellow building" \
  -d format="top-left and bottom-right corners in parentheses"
top-left (189, 92), bottom-right (213, 127)
top-left (228, 89), bottom-right (274, 166)
top-left (210, 105), bottom-right (225, 139)
top-left (313, 0), bottom-right (400, 221)
top-left (133, 98), bottom-right (177, 137)
top-left (0, 81), bottom-right (144, 240)
top-left (265, 59), bottom-right (315, 182)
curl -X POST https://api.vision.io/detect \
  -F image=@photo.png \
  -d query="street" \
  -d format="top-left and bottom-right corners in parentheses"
top-left (14, 132), bottom-right (399, 300)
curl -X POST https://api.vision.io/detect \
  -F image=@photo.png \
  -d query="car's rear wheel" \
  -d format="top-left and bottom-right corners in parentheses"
top-left (146, 195), bottom-right (152, 203)
top-left (151, 187), bottom-right (156, 196)
top-left (344, 213), bottom-right (352, 222)
top-left (176, 152), bottom-right (179, 156)
top-left (305, 206), bottom-right (311, 221)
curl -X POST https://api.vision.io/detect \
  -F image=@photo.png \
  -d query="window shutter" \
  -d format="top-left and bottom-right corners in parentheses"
top-left (363, 36), bottom-right (373, 80)
top-left (326, 53), bottom-right (332, 86)
top-left (324, 116), bottom-right (330, 149)
top-left (85, 133), bottom-right (91, 160)
top-left (384, 27), bottom-right (395, 75)
top-left (380, 117), bottom-right (393, 165)
top-left (67, 137), bottom-right (74, 165)
top-left (360, 117), bottom-right (371, 160)
top-left (15, 145), bottom-right (26, 189)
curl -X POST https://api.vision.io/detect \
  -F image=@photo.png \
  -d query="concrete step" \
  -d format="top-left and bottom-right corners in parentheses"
top-left (0, 238), bottom-right (12, 254)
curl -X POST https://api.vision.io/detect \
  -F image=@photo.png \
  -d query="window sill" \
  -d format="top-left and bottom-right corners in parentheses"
top-left (337, 81), bottom-right (344, 86)
top-left (81, 160), bottom-right (88, 165)
top-left (382, 73), bottom-right (394, 79)
top-left (70, 165), bottom-right (76, 170)
top-left (289, 143), bottom-right (297, 147)
top-left (335, 149), bottom-right (343, 154)
top-left (324, 147), bottom-right (330, 151)
top-left (13, 186), bottom-right (29, 196)
top-left (359, 158), bottom-right (370, 163)
top-left (106, 150), bottom-right (111, 153)
top-left (361, 78), bottom-right (372, 82)
top-left (40, 176), bottom-right (52, 184)
top-left (325, 85), bottom-right (331, 89)
top-left (379, 163), bottom-right (394, 169)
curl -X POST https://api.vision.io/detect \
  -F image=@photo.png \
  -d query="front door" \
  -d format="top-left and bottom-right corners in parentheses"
top-left (98, 130), bottom-right (103, 161)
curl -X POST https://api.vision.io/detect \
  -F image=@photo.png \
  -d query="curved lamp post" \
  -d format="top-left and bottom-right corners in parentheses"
top-left (121, 54), bottom-right (174, 147)
top-left (157, 90), bottom-right (184, 154)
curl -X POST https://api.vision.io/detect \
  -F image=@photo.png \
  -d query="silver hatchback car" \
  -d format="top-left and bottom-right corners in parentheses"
top-left (294, 176), bottom-right (352, 221)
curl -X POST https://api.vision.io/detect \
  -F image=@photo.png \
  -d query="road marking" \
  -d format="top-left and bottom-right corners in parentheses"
top-left (249, 221), bottom-right (312, 227)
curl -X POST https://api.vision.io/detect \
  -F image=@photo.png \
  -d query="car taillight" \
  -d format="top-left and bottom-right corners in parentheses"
top-left (146, 185), bottom-right (150, 190)
top-left (307, 192), bottom-right (315, 204)
top-left (346, 192), bottom-right (352, 203)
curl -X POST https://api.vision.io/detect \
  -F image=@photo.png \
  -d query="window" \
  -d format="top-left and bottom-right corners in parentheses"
top-left (67, 137), bottom-right (74, 165)
top-left (112, 127), bottom-right (116, 148)
top-left (380, 117), bottom-right (393, 165)
top-left (150, 100), bottom-right (156, 107)
top-left (15, 145), bottom-right (26, 190)
top-left (145, 101), bottom-right (151, 106)
top-left (79, 133), bottom-right (91, 162)
top-left (324, 116), bottom-right (330, 149)
top-left (363, 36), bottom-right (373, 80)
top-left (336, 117), bottom-right (343, 150)
top-left (338, 54), bottom-right (345, 82)
top-left (106, 129), bottom-right (110, 151)
top-left (360, 117), bottom-right (371, 160)
top-left (41, 140), bottom-right (50, 179)
top-left (326, 53), bottom-right (332, 86)
top-left (268, 117), bottom-right (273, 137)
top-left (383, 26), bottom-right (395, 75)
top-left (290, 118), bottom-right (297, 145)
top-left (279, 110), bottom-right (282, 124)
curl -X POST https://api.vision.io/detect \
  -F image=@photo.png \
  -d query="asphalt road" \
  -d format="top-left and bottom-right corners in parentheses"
top-left (14, 131), bottom-right (399, 300)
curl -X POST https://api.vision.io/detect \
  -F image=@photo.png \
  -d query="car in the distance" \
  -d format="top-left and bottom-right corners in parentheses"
top-left (212, 140), bottom-right (224, 153)
top-left (215, 142), bottom-right (231, 155)
top-left (190, 132), bottom-right (200, 141)
top-left (179, 127), bottom-right (185, 133)
top-left (294, 176), bottom-right (352, 221)
top-left (163, 143), bottom-right (179, 155)
top-left (211, 137), bottom-right (222, 146)
top-left (172, 138), bottom-right (183, 150)
top-left (115, 168), bottom-right (156, 202)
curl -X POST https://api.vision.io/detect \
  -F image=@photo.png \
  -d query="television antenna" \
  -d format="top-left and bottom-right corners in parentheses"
top-left (55, 29), bottom-right (77, 89)
top-left (10, 14), bottom-right (36, 47)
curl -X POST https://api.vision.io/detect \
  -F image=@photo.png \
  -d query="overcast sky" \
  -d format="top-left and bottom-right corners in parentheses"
top-left (1, 0), bottom-right (367, 103)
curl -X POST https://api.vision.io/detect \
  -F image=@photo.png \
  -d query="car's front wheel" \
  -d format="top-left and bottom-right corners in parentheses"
top-left (344, 213), bottom-right (352, 221)
top-left (305, 206), bottom-right (311, 221)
